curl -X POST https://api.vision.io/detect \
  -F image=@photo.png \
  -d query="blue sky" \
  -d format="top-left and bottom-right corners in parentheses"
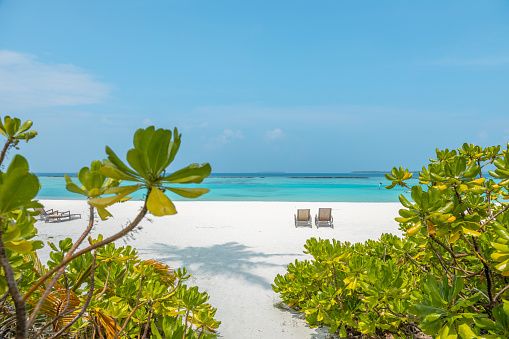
top-left (0, 0), bottom-right (508, 173)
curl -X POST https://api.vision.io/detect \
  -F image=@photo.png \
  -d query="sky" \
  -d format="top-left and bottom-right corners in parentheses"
top-left (0, 0), bottom-right (508, 173)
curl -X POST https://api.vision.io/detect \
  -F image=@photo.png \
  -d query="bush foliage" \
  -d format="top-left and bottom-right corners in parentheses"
top-left (273, 143), bottom-right (509, 338)
top-left (0, 116), bottom-right (218, 338)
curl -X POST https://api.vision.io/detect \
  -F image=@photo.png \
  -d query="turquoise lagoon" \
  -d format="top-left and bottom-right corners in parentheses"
top-left (35, 173), bottom-right (417, 202)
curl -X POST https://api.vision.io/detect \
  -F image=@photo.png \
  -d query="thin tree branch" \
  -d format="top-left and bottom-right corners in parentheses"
top-left (26, 205), bottom-right (96, 329)
top-left (494, 284), bottom-right (509, 303)
top-left (0, 139), bottom-right (12, 167)
top-left (0, 219), bottom-right (27, 339)
top-left (405, 253), bottom-right (440, 279)
top-left (97, 261), bottom-right (112, 298)
top-left (480, 204), bottom-right (509, 230)
top-left (49, 251), bottom-right (97, 339)
top-left (141, 304), bottom-right (152, 339)
top-left (0, 274), bottom-right (23, 304)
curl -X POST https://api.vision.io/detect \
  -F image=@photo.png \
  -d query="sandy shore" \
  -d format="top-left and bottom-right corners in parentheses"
top-left (34, 200), bottom-right (402, 338)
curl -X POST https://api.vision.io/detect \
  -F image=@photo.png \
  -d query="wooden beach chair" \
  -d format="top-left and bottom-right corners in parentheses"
top-left (295, 209), bottom-right (312, 228)
top-left (315, 208), bottom-right (333, 228)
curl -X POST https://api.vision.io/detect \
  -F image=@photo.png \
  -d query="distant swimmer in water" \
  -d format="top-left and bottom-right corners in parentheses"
top-left (379, 182), bottom-right (382, 189)
top-left (405, 191), bottom-right (411, 193)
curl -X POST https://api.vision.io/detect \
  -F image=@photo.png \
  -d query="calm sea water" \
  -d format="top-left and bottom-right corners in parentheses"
top-left (35, 173), bottom-right (417, 202)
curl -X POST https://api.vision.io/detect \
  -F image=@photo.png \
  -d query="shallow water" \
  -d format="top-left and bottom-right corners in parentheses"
top-left (36, 172), bottom-right (417, 202)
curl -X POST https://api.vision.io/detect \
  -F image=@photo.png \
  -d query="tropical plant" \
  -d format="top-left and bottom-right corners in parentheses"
top-left (24, 237), bottom-right (220, 338)
top-left (273, 234), bottom-right (422, 338)
top-left (0, 116), bottom-right (37, 165)
top-left (0, 116), bottom-right (215, 338)
top-left (274, 142), bottom-right (509, 338)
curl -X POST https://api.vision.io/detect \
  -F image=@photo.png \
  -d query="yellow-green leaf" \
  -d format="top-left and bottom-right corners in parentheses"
top-left (97, 207), bottom-right (113, 221)
top-left (461, 226), bottom-right (480, 237)
top-left (147, 187), bottom-right (176, 216)
top-left (5, 240), bottom-right (33, 254)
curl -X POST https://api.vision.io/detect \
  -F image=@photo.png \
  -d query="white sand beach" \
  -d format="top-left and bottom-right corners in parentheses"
top-left (35, 200), bottom-right (402, 339)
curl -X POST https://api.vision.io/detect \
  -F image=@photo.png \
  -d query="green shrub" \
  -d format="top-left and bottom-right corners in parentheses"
top-left (273, 234), bottom-right (421, 337)
top-left (0, 116), bottom-right (217, 338)
top-left (274, 143), bottom-right (509, 338)
top-left (25, 237), bottom-right (219, 338)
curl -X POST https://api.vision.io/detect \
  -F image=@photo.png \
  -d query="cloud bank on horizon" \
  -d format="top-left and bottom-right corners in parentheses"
top-left (0, 0), bottom-right (508, 173)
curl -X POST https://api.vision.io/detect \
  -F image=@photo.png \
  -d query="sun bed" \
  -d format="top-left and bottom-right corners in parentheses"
top-left (44, 210), bottom-right (82, 223)
top-left (315, 208), bottom-right (333, 228)
top-left (45, 210), bottom-right (81, 223)
top-left (295, 209), bottom-right (312, 227)
top-left (34, 208), bottom-right (58, 221)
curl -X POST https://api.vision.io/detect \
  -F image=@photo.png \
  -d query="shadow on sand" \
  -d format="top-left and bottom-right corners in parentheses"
top-left (146, 242), bottom-right (303, 290)
top-left (274, 304), bottom-right (337, 339)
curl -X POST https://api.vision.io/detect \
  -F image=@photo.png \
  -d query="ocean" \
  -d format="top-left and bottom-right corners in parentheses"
top-left (35, 173), bottom-right (417, 202)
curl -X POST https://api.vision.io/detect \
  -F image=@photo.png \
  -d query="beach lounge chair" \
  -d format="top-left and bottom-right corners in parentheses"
top-left (315, 208), bottom-right (333, 228)
top-left (45, 210), bottom-right (82, 223)
top-left (34, 208), bottom-right (58, 221)
top-left (295, 209), bottom-right (312, 227)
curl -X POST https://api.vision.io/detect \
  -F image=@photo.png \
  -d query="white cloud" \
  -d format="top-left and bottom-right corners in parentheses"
top-left (205, 129), bottom-right (244, 150)
top-left (0, 50), bottom-right (112, 110)
top-left (142, 118), bottom-right (153, 126)
top-left (217, 129), bottom-right (244, 144)
top-left (265, 128), bottom-right (283, 142)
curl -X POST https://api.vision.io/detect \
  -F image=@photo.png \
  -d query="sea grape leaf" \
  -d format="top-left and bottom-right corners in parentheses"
top-left (147, 187), bottom-right (176, 216)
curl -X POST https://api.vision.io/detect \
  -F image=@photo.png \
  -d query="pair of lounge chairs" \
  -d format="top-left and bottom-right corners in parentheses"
top-left (294, 208), bottom-right (333, 228)
top-left (35, 208), bottom-right (81, 223)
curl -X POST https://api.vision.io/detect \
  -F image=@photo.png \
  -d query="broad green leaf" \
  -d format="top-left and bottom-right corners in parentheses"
top-left (87, 170), bottom-right (103, 191)
top-left (65, 178), bottom-right (87, 196)
top-left (0, 166), bottom-right (39, 213)
top-left (97, 207), bottom-right (113, 221)
top-left (399, 194), bottom-right (413, 208)
top-left (491, 253), bottom-right (509, 262)
top-left (105, 146), bottom-right (138, 177)
top-left (126, 148), bottom-right (149, 179)
top-left (2, 224), bottom-right (21, 242)
top-left (100, 164), bottom-right (139, 182)
top-left (165, 187), bottom-right (210, 199)
top-left (457, 321), bottom-right (476, 339)
top-left (495, 258), bottom-right (509, 272)
top-left (103, 185), bottom-right (142, 195)
top-left (89, 193), bottom-right (128, 208)
top-left (164, 127), bottom-right (181, 167)
top-left (147, 187), bottom-right (176, 216)
top-left (88, 188), bottom-right (101, 197)
top-left (78, 167), bottom-right (90, 188)
top-left (4, 117), bottom-right (15, 137)
top-left (31, 240), bottom-right (43, 250)
top-left (7, 154), bottom-right (29, 173)
top-left (461, 227), bottom-right (480, 236)
top-left (150, 322), bottom-right (163, 339)
top-left (163, 163), bottom-right (212, 184)
top-left (147, 128), bottom-right (172, 176)
top-left (133, 126), bottom-right (155, 151)
top-left (5, 240), bottom-right (33, 254)
top-left (14, 120), bottom-right (33, 136)
top-left (437, 323), bottom-right (457, 339)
